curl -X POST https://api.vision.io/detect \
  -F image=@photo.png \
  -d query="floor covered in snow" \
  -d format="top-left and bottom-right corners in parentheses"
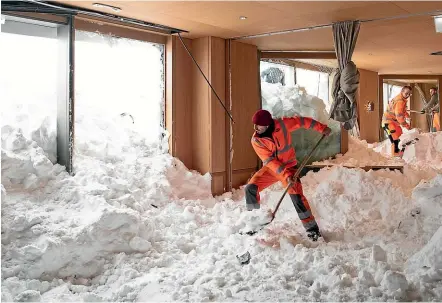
top-left (2, 114), bottom-right (442, 302)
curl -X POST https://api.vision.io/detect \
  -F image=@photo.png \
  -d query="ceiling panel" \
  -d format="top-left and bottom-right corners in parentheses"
top-left (243, 27), bottom-right (334, 51)
top-left (55, 1), bottom-right (442, 74)
top-left (393, 1), bottom-right (442, 13)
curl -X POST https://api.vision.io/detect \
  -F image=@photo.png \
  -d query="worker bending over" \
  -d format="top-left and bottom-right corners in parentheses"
top-left (245, 109), bottom-right (331, 241)
top-left (382, 85), bottom-right (412, 157)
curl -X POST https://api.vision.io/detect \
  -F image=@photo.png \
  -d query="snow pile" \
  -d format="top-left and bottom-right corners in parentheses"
top-left (314, 135), bottom-right (402, 167)
top-left (373, 129), bottom-right (442, 170)
top-left (1, 114), bottom-right (215, 302)
top-left (402, 175), bottom-right (442, 297)
top-left (2, 105), bottom-right (442, 301)
top-left (1, 126), bottom-right (62, 189)
top-left (306, 167), bottom-right (409, 234)
top-left (261, 82), bottom-right (331, 124)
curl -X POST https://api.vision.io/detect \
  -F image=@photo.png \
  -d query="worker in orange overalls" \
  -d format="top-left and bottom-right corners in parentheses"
top-left (421, 87), bottom-right (440, 132)
top-left (245, 109), bottom-right (331, 241)
top-left (382, 85), bottom-right (412, 157)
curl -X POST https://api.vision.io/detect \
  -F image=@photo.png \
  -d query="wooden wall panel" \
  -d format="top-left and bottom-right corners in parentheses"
top-left (211, 173), bottom-right (226, 195)
top-left (209, 37), bottom-right (227, 174)
top-left (209, 37), bottom-right (227, 194)
top-left (232, 168), bottom-right (256, 189)
top-left (166, 36), bottom-right (193, 169)
top-left (192, 37), bottom-right (211, 174)
top-left (439, 76), bottom-right (442, 131)
top-left (230, 41), bottom-right (260, 188)
top-left (358, 69), bottom-right (379, 143)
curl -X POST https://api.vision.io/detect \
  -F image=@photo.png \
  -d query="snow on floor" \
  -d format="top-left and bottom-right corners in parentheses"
top-left (373, 129), bottom-right (442, 170)
top-left (2, 113), bottom-right (442, 301)
top-left (315, 128), bottom-right (442, 171)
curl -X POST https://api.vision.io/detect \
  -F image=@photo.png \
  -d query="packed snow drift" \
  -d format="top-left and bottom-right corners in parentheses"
top-left (260, 81), bottom-right (341, 164)
top-left (2, 51), bottom-right (442, 302)
top-left (2, 104), bottom-right (442, 302)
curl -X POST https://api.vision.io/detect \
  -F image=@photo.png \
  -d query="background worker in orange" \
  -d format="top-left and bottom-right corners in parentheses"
top-left (382, 85), bottom-right (412, 157)
top-left (245, 109), bottom-right (331, 241)
top-left (421, 87), bottom-right (440, 132)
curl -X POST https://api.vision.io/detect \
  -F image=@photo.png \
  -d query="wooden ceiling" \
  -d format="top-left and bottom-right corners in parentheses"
top-left (58, 1), bottom-right (442, 74)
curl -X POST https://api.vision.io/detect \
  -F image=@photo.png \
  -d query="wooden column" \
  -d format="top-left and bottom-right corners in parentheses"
top-left (357, 69), bottom-right (379, 143)
top-left (229, 41), bottom-right (260, 189)
top-left (191, 37), bottom-right (228, 195)
top-left (165, 36), bottom-right (194, 169)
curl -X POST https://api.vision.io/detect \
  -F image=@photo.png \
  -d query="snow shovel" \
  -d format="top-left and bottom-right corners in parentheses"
top-left (242, 134), bottom-right (327, 236)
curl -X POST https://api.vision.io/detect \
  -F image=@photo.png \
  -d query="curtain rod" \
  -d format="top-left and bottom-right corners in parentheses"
top-left (2, 0), bottom-right (188, 35)
top-left (231, 9), bottom-right (442, 40)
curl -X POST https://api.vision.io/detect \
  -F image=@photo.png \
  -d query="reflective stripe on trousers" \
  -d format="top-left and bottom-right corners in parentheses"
top-left (290, 194), bottom-right (318, 232)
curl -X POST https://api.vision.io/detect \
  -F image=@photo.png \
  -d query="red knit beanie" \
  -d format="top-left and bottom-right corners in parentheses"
top-left (252, 109), bottom-right (273, 126)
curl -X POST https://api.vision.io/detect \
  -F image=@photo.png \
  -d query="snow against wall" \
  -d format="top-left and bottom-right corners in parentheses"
top-left (2, 109), bottom-right (442, 302)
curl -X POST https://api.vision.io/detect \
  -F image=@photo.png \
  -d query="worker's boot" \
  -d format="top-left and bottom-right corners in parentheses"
top-left (390, 143), bottom-right (396, 157)
top-left (307, 227), bottom-right (322, 242)
top-left (391, 143), bottom-right (403, 158)
top-left (393, 150), bottom-right (404, 158)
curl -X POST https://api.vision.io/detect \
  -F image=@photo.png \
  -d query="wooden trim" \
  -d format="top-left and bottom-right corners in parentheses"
top-left (226, 39), bottom-right (233, 192)
top-left (383, 80), bottom-right (413, 87)
top-left (75, 16), bottom-right (167, 44)
top-left (232, 167), bottom-right (257, 174)
top-left (260, 58), bottom-right (333, 74)
top-left (340, 127), bottom-right (348, 154)
top-left (4, 11), bottom-right (67, 24)
top-left (438, 76), bottom-right (442, 130)
top-left (165, 37), bottom-right (176, 156)
top-left (378, 75), bottom-right (384, 142)
top-left (260, 51), bottom-right (336, 60)
top-left (379, 74), bottom-right (442, 80)
top-left (305, 164), bottom-right (403, 173)
top-left (257, 50), bottom-right (263, 170)
top-left (211, 171), bottom-right (226, 176)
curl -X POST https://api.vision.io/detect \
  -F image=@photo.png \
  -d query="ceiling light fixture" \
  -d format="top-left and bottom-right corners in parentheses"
top-left (435, 15), bottom-right (442, 33)
top-left (239, 16), bottom-right (247, 20)
top-left (92, 3), bottom-right (121, 13)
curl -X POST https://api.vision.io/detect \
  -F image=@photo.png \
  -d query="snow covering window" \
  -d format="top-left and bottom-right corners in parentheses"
top-left (1, 30), bottom-right (58, 164)
top-left (74, 30), bottom-right (166, 166)
top-left (260, 61), bottom-right (342, 164)
top-left (296, 68), bottom-right (329, 105)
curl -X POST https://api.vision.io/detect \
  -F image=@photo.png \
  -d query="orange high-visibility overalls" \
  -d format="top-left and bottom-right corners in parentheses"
top-left (245, 116), bottom-right (327, 232)
top-left (382, 94), bottom-right (410, 156)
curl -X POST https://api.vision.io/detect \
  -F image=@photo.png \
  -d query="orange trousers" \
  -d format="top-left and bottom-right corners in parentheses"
top-left (433, 113), bottom-right (440, 132)
top-left (244, 166), bottom-right (318, 232)
top-left (383, 122), bottom-right (403, 141)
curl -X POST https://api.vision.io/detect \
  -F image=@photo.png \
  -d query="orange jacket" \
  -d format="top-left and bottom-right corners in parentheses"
top-left (251, 117), bottom-right (327, 180)
top-left (382, 94), bottom-right (410, 129)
